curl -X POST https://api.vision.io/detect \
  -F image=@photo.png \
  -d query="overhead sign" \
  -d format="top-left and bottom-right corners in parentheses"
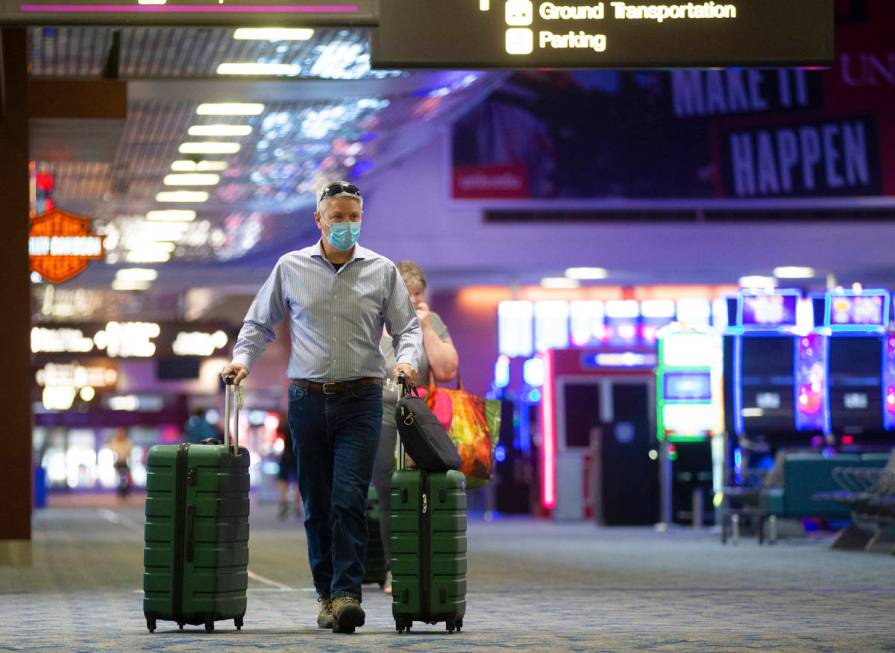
top-left (0, 0), bottom-right (374, 25)
top-left (373, 0), bottom-right (834, 69)
top-left (29, 209), bottom-right (105, 284)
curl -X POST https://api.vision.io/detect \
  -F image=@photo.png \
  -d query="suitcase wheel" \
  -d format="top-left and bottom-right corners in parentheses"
top-left (178, 622), bottom-right (184, 631)
top-left (146, 618), bottom-right (156, 634)
top-left (456, 618), bottom-right (463, 632)
top-left (446, 620), bottom-right (456, 634)
top-left (395, 616), bottom-right (412, 633)
top-left (234, 617), bottom-right (243, 631)
top-left (205, 620), bottom-right (215, 633)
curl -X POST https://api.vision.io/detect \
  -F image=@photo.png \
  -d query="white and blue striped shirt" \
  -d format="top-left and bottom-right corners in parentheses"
top-left (231, 240), bottom-right (422, 382)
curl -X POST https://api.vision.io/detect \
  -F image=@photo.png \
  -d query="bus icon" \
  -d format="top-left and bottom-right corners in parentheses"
top-left (505, 0), bottom-right (533, 26)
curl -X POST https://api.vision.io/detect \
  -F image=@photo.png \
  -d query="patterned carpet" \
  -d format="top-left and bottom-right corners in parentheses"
top-left (0, 504), bottom-right (893, 652)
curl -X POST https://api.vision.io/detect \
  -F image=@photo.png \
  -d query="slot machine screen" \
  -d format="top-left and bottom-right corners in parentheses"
top-left (739, 336), bottom-right (796, 436)
top-left (828, 336), bottom-right (884, 437)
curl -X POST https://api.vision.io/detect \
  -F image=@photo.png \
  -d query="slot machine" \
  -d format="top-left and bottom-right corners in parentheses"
top-left (824, 290), bottom-right (895, 448)
top-left (656, 326), bottom-right (724, 526)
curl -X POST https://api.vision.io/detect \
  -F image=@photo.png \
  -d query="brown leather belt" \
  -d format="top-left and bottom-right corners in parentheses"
top-left (290, 377), bottom-right (382, 395)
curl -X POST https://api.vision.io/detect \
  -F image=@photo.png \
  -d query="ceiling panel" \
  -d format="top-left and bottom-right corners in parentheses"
top-left (28, 26), bottom-right (505, 273)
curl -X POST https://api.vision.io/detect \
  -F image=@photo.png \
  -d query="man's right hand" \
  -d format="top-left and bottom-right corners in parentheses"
top-left (221, 363), bottom-right (249, 386)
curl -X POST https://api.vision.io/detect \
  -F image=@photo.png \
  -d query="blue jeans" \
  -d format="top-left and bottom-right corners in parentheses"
top-left (287, 382), bottom-right (383, 601)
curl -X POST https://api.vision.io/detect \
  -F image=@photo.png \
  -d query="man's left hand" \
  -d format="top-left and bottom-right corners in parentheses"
top-left (393, 363), bottom-right (418, 387)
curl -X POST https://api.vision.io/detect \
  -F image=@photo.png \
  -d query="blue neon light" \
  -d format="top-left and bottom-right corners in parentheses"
top-left (733, 334), bottom-right (744, 437)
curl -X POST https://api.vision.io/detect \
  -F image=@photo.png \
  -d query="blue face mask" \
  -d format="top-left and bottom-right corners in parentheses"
top-left (325, 221), bottom-right (361, 250)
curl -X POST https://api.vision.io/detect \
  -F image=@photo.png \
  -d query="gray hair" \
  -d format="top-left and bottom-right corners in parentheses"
top-left (316, 180), bottom-right (364, 213)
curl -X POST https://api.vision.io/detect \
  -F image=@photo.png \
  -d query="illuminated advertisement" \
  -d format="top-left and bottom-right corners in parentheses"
top-left (827, 293), bottom-right (887, 327)
top-left (29, 209), bottom-right (104, 284)
top-left (739, 293), bottom-right (798, 328)
top-left (452, 1), bottom-right (892, 201)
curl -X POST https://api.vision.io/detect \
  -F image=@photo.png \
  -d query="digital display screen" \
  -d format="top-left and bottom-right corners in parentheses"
top-left (740, 294), bottom-right (798, 327)
top-left (374, 0), bottom-right (834, 69)
top-left (663, 372), bottom-right (711, 401)
top-left (756, 392), bottom-right (781, 409)
top-left (844, 393), bottom-right (869, 410)
top-left (828, 294), bottom-right (886, 326)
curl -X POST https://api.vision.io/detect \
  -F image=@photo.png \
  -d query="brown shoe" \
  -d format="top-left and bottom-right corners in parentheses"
top-left (331, 596), bottom-right (365, 634)
top-left (317, 596), bottom-right (333, 629)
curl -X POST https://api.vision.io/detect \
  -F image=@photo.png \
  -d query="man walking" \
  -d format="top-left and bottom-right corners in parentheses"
top-left (222, 181), bottom-right (421, 633)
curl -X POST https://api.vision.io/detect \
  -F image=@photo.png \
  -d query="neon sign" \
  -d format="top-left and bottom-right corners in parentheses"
top-left (29, 209), bottom-right (104, 284)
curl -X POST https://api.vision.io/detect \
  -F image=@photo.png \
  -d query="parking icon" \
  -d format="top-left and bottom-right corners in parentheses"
top-left (505, 27), bottom-right (534, 55)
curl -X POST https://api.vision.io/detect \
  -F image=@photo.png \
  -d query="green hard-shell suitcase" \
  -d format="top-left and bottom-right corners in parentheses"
top-left (143, 378), bottom-right (250, 633)
top-left (390, 376), bottom-right (467, 634)
top-left (363, 486), bottom-right (388, 588)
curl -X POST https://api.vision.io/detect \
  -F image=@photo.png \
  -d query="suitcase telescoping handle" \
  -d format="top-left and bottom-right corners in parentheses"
top-left (397, 373), bottom-right (409, 471)
top-left (223, 373), bottom-right (241, 456)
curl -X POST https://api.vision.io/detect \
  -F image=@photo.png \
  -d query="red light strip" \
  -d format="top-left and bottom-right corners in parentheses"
top-left (541, 348), bottom-right (556, 509)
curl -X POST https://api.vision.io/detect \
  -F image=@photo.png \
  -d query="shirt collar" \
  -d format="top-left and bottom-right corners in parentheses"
top-left (310, 239), bottom-right (368, 264)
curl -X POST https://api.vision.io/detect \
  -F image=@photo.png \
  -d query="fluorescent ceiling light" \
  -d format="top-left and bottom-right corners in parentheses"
top-left (773, 266), bottom-right (816, 279)
top-left (124, 251), bottom-right (171, 264)
top-left (541, 277), bottom-right (580, 289)
top-left (187, 124), bottom-right (252, 137)
top-left (171, 160), bottom-right (228, 172)
top-left (146, 209), bottom-right (196, 222)
top-left (233, 28), bottom-right (314, 41)
top-left (216, 62), bottom-right (301, 77)
top-left (141, 222), bottom-right (189, 242)
top-left (739, 275), bottom-right (778, 289)
top-left (196, 103), bottom-right (265, 116)
top-left (565, 267), bottom-right (608, 280)
top-left (179, 142), bottom-right (240, 155)
top-left (116, 268), bottom-right (158, 282)
top-left (125, 243), bottom-right (175, 264)
top-left (156, 190), bottom-right (209, 202)
top-left (163, 173), bottom-right (221, 186)
top-left (137, 0), bottom-right (166, 4)
top-left (112, 279), bottom-right (151, 291)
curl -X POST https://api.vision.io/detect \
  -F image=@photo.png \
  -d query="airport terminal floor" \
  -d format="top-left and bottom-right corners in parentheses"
top-left (2, 499), bottom-right (894, 652)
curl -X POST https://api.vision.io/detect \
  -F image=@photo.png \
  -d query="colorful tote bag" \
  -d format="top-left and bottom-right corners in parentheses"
top-left (427, 376), bottom-right (501, 489)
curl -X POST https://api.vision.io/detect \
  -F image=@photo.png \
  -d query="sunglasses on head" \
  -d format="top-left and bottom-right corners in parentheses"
top-left (319, 182), bottom-right (362, 201)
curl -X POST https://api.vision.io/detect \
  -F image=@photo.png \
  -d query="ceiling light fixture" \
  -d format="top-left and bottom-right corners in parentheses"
top-left (155, 190), bottom-right (210, 203)
top-left (565, 267), bottom-right (608, 280)
top-left (115, 269), bottom-right (158, 282)
top-left (739, 275), bottom-right (778, 289)
top-left (141, 222), bottom-right (189, 242)
top-left (146, 209), bottom-right (196, 222)
top-left (216, 63), bottom-right (301, 77)
top-left (187, 125), bottom-right (252, 137)
top-left (233, 27), bottom-right (315, 41)
top-left (773, 266), bottom-right (816, 279)
top-left (541, 277), bottom-right (580, 289)
top-left (178, 142), bottom-right (240, 155)
top-left (196, 103), bottom-right (265, 116)
top-left (112, 279), bottom-right (152, 291)
top-left (125, 246), bottom-right (173, 264)
top-left (171, 160), bottom-right (228, 172)
top-left (163, 173), bottom-right (221, 186)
